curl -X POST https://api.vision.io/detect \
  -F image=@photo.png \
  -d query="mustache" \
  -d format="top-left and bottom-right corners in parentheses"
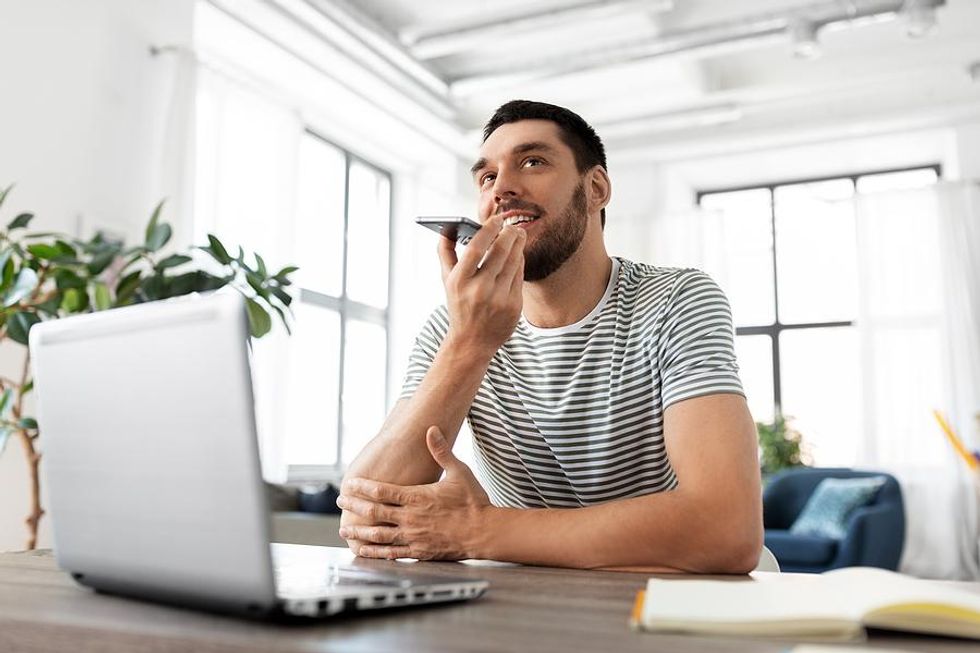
top-left (496, 200), bottom-right (545, 216)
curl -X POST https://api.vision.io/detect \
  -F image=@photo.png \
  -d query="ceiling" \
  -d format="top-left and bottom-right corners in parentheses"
top-left (300, 0), bottom-right (980, 153)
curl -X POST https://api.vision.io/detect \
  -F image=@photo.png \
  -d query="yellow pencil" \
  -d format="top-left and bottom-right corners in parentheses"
top-left (630, 589), bottom-right (646, 630)
top-left (933, 409), bottom-right (979, 471)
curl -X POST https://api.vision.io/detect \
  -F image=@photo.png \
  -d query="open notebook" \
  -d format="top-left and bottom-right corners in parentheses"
top-left (631, 567), bottom-right (980, 641)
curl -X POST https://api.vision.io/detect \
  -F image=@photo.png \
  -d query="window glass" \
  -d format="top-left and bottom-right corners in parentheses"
top-left (857, 168), bottom-right (938, 194)
top-left (283, 302), bottom-right (341, 465)
top-left (699, 189), bottom-right (775, 326)
top-left (780, 327), bottom-right (861, 466)
top-left (774, 179), bottom-right (857, 325)
top-left (734, 335), bottom-right (775, 424)
top-left (345, 162), bottom-right (391, 308)
top-left (341, 319), bottom-right (388, 464)
top-left (295, 135), bottom-right (346, 296)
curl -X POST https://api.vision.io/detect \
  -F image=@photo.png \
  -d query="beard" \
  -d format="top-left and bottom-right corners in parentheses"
top-left (522, 181), bottom-right (589, 282)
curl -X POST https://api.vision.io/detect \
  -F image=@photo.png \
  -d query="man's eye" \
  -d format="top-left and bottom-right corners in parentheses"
top-left (523, 158), bottom-right (544, 168)
top-left (481, 173), bottom-right (496, 186)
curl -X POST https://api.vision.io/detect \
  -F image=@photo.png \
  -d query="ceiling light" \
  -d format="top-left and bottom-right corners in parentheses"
top-left (788, 19), bottom-right (821, 60)
top-left (904, 0), bottom-right (939, 39)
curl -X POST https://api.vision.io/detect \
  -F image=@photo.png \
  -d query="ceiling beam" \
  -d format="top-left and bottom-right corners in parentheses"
top-left (401, 0), bottom-right (675, 61)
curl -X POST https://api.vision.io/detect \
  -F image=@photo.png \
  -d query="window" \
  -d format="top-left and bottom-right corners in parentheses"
top-left (697, 166), bottom-right (939, 463)
top-left (283, 130), bottom-right (392, 473)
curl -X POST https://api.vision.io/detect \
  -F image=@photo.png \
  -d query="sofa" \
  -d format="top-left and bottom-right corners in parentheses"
top-left (762, 467), bottom-right (906, 573)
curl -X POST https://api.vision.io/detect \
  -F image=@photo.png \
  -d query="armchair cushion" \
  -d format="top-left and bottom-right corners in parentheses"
top-left (764, 530), bottom-right (838, 566)
top-left (789, 476), bottom-right (886, 539)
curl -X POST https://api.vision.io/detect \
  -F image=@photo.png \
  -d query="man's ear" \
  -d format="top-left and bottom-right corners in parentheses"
top-left (588, 166), bottom-right (612, 215)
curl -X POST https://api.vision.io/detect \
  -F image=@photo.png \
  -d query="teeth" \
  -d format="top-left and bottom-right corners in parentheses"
top-left (504, 215), bottom-right (537, 226)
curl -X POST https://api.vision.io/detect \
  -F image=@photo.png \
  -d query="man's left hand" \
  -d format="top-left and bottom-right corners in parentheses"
top-left (337, 426), bottom-right (493, 560)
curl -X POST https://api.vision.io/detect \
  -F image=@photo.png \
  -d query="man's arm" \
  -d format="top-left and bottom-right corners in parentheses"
top-left (481, 393), bottom-right (763, 572)
top-left (339, 393), bottom-right (764, 573)
top-left (340, 217), bottom-right (525, 544)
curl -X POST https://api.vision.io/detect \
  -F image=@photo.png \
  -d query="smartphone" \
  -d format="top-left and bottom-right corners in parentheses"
top-left (416, 216), bottom-right (482, 245)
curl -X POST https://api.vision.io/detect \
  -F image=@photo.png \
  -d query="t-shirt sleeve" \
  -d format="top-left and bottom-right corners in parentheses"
top-left (657, 270), bottom-right (745, 409)
top-left (398, 305), bottom-right (451, 401)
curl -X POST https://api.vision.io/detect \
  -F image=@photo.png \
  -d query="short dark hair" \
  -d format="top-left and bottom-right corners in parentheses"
top-left (483, 100), bottom-right (608, 227)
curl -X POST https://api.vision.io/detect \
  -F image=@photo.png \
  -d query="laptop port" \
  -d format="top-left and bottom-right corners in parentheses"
top-left (431, 589), bottom-right (453, 599)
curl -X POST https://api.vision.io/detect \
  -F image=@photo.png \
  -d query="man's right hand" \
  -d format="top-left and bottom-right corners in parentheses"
top-left (438, 215), bottom-right (526, 356)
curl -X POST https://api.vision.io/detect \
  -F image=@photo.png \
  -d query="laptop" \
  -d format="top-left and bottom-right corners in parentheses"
top-left (28, 291), bottom-right (488, 618)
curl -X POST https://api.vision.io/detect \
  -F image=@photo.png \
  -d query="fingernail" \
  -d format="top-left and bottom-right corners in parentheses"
top-left (338, 528), bottom-right (349, 538)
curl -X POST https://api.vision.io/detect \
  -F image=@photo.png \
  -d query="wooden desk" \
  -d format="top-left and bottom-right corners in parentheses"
top-left (0, 548), bottom-right (975, 653)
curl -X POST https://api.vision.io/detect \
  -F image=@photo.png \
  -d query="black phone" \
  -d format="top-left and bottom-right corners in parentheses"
top-left (416, 216), bottom-right (482, 245)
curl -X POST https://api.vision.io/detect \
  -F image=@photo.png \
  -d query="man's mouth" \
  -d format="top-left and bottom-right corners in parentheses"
top-left (501, 211), bottom-right (539, 227)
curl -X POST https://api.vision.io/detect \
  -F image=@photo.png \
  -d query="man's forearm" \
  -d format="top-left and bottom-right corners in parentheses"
top-left (476, 488), bottom-right (762, 573)
top-left (344, 336), bottom-right (492, 487)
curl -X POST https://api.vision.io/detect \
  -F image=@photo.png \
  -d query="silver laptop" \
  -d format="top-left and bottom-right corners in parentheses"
top-left (28, 291), bottom-right (488, 618)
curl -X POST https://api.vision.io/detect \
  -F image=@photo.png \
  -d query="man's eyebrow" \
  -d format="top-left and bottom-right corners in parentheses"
top-left (470, 141), bottom-right (559, 178)
top-left (469, 157), bottom-right (487, 177)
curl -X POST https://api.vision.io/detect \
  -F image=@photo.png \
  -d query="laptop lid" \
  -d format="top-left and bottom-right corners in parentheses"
top-left (29, 292), bottom-right (277, 613)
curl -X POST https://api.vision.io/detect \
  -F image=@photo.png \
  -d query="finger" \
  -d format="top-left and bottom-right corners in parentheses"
top-left (341, 477), bottom-right (418, 506)
top-left (478, 225), bottom-right (521, 279)
top-left (456, 215), bottom-right (503, 278)
top-left (336, 495), bottom-right (401, 524)
top-left (356, 544), bottom-right (418, 560)
top-left (436, 233), bottom-right (458, 282)
top-left (509, 248), bottom-right (525, 296)
top-left (426, 426), bottom-right (463, 474)
top-left (339, 525), bottom-right (404, 545)
top-left (499, 228), bottom-right (526, 284)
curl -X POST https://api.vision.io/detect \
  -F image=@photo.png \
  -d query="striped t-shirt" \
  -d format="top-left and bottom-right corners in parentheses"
top-left (399, 257), bottom-right (744, 509)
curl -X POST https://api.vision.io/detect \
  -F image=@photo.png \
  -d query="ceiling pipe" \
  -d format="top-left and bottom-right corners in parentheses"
top-left (401, 0), bottom-right (675, 61)
top-left (450, 0), bottom-right (946, 96)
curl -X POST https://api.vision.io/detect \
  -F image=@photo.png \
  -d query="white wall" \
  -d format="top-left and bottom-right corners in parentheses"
top-left (0, 0), bottom-right (195, 552)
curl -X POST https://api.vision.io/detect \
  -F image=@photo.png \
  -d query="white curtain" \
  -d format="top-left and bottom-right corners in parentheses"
top-left (194, 65), bottom-right (304, 482)
top-left (650, 182), bottom-right (980, 579)
top-left (853, 182), bottom-right (980, 580)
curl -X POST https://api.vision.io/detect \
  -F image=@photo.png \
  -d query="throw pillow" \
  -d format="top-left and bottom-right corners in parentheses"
top-left (789, 476), bottom-right (887, 540)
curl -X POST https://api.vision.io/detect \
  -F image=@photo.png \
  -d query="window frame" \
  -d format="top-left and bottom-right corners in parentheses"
top-left (695, 163), bottom-right (941, 418)
top-left (287, 128), bottom-right (394, 482)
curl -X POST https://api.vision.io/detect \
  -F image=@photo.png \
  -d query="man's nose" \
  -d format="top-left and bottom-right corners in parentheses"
top-left (492, 167), bottom-right (522, 205)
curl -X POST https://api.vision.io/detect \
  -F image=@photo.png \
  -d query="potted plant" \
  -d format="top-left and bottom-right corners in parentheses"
top-left (0, 185), bottom-right (297, 549)
top-left (757, 414), bottom-right (809, 478)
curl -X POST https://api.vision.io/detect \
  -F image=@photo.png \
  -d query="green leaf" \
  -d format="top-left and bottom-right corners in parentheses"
top-left (7, 213), bottom-right (34, 230)
top-left (274, 265), bottom-right (299, 280)
top-left (205, 235), bottom-right (232, 265)
top-left (270, 303), bottom-right (292, 335)
top-left (54, 268), bottom-right (85, 291)
top-left (145, 199), bottom-right (165, 245)
top-left (245, 297), bottom-right (272, 338)
top-left (86, 249), bottom-right (117, 276)
top-left (254, 253), bottom-right (267, 276)
top-left (60, 288), bottom-right (84, 312)
top-left (26, 243), bottom-right (60, 260)
top-left (115, 270), bottom-right (142, 305)
top-left (155, 254), bottom-right (192, 271)
top-left (0, 184), bottom-right (13, 212)
top-left (18, 417), bottom-right (37, 430)
top-left (54, 240), bottom-right (78, 259)
top-left (0, 388), bottom-right (12, 416)
top-left (19, 380), bottom-right (33, 397)
top-left (246, 272), bottom-right (269, 299)
top-left (94, 283), bottom-right (111, 311)
top-left (33, 292), bottom-right (62, 317)
top-left (6, 311), bottom-right (40, 345)
top-left (0, 425), bottom-right (12, 456)
top-left (3, 268), bottom-right (38, 307)
top-left (270, 286), bottom-right (292, 307)
top-left (1, 256), bottom-right (13, 289)
top-left (146, 223), bottom-right (172, 252)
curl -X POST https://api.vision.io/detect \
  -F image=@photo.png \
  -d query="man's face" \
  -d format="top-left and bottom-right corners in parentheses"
top-left (471, 120), bottom-right (591, 281)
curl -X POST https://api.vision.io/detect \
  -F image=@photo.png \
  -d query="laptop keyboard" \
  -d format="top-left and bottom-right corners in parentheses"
top-left (274, 559), bottom-right (411, 598)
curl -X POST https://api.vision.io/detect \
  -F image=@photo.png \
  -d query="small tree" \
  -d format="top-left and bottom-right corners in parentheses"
top-left (0, 185), bottom-right (297, 549)
top-left (757, 414), bottom-right (809, 476)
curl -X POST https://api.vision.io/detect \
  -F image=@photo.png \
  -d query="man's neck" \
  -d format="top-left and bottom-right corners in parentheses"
top-left (521, 241), bottom-right (612, 329)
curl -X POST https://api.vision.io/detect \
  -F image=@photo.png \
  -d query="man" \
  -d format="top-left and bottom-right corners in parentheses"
top-left (337, 100), bottom-right (763, 572)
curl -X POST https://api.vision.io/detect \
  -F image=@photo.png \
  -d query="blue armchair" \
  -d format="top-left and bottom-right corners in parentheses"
top-left (762, 467), bottom-right (906, 573)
